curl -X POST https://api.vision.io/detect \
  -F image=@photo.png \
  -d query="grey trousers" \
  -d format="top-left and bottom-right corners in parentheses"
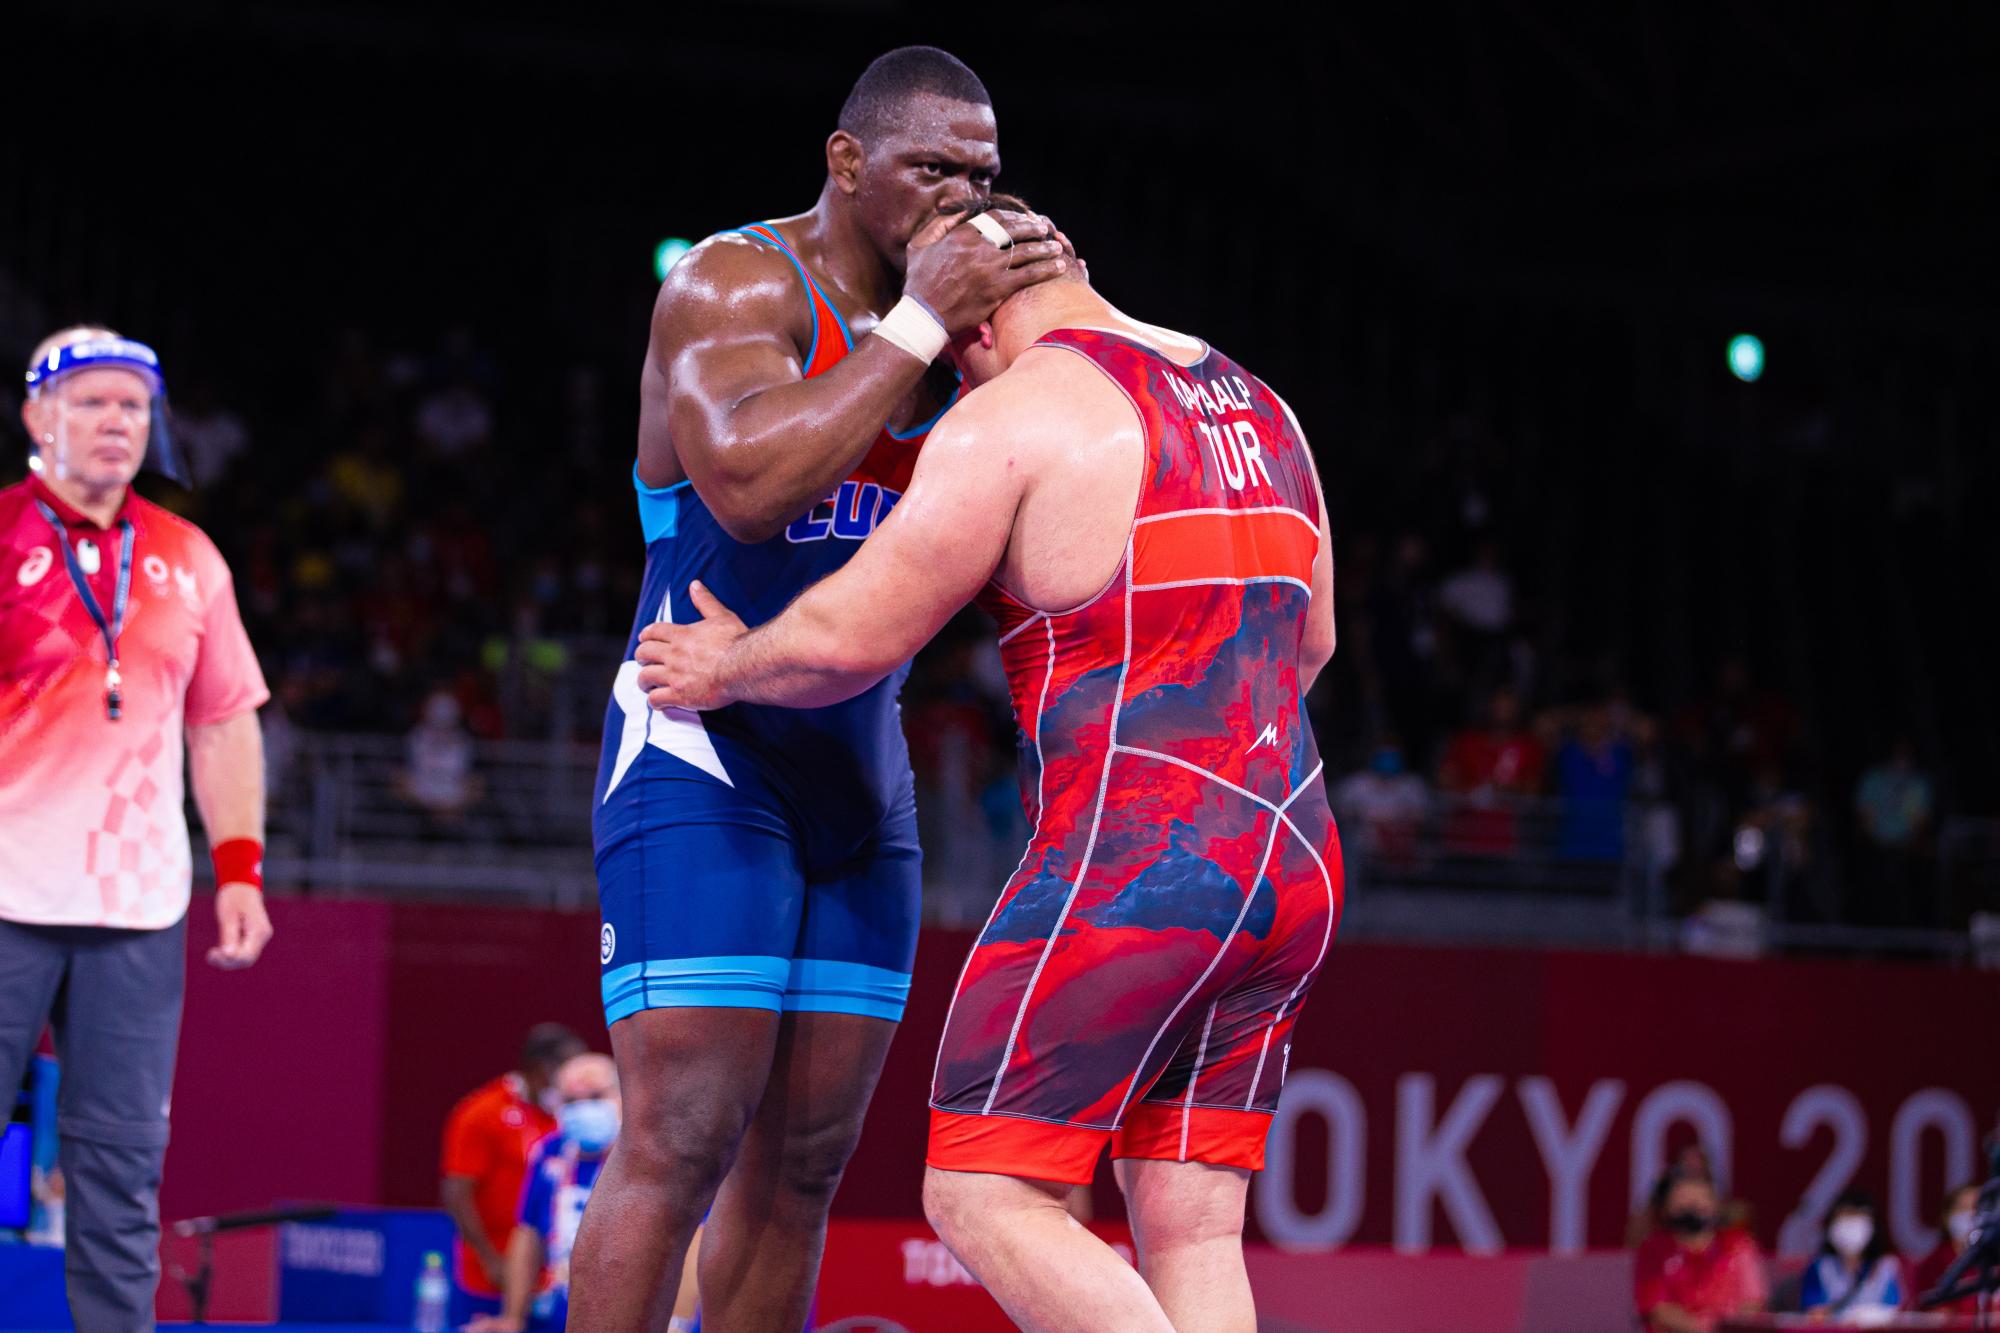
top-left (0, 914), bottom-right (185, 1333)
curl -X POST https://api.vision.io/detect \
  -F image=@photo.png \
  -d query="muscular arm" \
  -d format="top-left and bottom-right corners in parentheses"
top-left (639, 238), bottom-right (936, 543)
top-left (642, 216), bottom-right (1064, 544)
top-left (641, 373), bottom-right (1042, 710)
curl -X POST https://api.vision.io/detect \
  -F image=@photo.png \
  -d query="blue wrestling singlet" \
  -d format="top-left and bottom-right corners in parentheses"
top-left (592, 221), bottom-right (956, 1026)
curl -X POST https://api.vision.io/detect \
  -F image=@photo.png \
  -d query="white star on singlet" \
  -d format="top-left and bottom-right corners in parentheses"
top-left (602, 592), bottom-right (733, 799)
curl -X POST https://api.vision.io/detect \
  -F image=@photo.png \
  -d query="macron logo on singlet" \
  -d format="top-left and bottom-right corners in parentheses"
top-left (786, 479), bottom-right (902, 544)
top-left (1249, 723), bottom-right (1280, 754)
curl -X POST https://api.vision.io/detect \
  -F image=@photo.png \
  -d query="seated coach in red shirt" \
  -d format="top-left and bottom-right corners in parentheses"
top-left (1635, 1173), bottom-right (1769, 1333)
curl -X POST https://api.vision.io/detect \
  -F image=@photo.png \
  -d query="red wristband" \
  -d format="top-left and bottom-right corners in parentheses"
top-left (211, 838), bottom-right (264, 891)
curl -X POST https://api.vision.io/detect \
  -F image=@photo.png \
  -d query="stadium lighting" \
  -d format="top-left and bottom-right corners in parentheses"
top-left (654, 237), bottom-right (694, 282)
top-left (1727, 334), bottom-right (1765, 383)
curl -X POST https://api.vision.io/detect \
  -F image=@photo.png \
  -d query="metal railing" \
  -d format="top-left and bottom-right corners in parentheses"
top-left (226, 732), bottom-right (1993, 959)
top-left (264, 731), bottom-right (603, 907)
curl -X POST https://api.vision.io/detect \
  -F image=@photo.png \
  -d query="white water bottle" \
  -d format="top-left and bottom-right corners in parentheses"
top-left (413, 1250), bottom-right (449, 1333)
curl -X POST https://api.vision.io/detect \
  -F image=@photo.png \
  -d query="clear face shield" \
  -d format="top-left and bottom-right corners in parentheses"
top-left (23, 336), bottom-right (188, 486)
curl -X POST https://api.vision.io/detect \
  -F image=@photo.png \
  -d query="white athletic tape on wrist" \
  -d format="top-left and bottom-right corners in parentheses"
top-left (968, 211), bottom-right (1014, 249)
top-left (873, 295), bottom-right (949, 364)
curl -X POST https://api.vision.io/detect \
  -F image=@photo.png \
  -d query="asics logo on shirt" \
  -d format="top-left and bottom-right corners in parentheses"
top-left (786, 479), bottom-right (903, 544)
top-left (16, 546), bottom-right (52, 586)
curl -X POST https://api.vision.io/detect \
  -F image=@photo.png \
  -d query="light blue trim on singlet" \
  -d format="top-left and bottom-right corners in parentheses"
top-left (733, 224), bottom-right (855, 370)
top-left (600, 955), bottom-right (911, 1022)
top-left (632, 462), bottom-right (691, 543)
top-left (601, 955), bottom-right (791, 1023)
top-left (781, 958), bottom-right (912, 1020)
top-left (734, 222), bottom-right (958, 441)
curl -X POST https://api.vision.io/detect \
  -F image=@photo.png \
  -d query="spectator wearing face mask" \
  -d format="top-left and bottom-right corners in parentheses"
top-left (1909, 1183), bottom-right (1983, 1316)
top-left (441, 1024), bottom-right (586, 1326)
top-left (1799, 1190), bottom-right (1902, 1320)
top-left (1634, 1173), bottom-right (1768, 1333)
top-left (464, 1053), bottom-right (696, 1332)
top-left (1629, 1143), bottom-right (1732, 1246)
top-left (399, 687), bottom-right (483, 823)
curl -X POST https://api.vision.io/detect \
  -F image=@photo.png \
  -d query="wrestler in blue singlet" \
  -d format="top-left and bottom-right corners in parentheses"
top-left (592, 223), bottom-right (955, 1027)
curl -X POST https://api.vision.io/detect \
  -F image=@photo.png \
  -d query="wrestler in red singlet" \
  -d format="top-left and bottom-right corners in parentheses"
top-left (920, 327), bottom-right (1342, 1181)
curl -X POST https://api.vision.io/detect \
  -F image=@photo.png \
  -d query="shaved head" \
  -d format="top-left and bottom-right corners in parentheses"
top-left (838, 46), bottom-right (990, 144)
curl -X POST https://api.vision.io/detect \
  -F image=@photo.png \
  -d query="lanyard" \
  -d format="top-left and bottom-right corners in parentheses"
top-left (33, 499), bottom-right (136, 722)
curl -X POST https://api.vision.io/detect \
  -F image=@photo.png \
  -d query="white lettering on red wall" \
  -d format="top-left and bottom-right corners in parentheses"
top-left (1254, 1071), bottom-right (1994, 1257)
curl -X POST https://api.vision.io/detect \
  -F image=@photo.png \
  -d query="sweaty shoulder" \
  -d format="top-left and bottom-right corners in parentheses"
top-left (651, 229), bottom-right (813, 343)
top-left (934, 344), bottom-right (1142, 471)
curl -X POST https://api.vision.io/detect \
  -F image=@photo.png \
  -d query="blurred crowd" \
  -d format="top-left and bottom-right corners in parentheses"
top-left (1298, 414), bottom-right (1958, 936)
top-left (176, 328), bottom-right (641, 746)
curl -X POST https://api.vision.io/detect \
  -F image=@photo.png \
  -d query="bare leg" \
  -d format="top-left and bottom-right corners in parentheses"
top-left (696, 1011), bottom-right (897, 1331)
top-left (924, 1167), bottom-right (1174, 1333)
top-left (1114, 1157), bottom-right (1254, 1333)
top-left (669, 1223), bottom-right (702, 1327)
top-left (567, 1008), bottom-right (779, 1332)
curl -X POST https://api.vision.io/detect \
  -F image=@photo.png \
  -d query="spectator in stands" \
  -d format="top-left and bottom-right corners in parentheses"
top-left (1366, 534), bottom-right (1442, 761)
top-left (1799, 1189), bottom-right (1902, 1319)
top-left (1854, 737), bottom-right (1937, 926)
top-left (1436, 538), bottom-right (1513, 638)
top-left (441, 1024), bottom-right (586, 1328)
top-left (168, 377), bottom-right (251, 486)
top-left (1436, 538), bottom-right (1514, 693)
top-left (414, 371), bottom-right (495, 459)
top-left (1438, 685), bottom-right (1546, 856)
top-left (466, 1053), bottom-right (699, 1333)
top-left (1855, 739), bottom-right (1933, 851)
top-left (1735, 762), bottom-right (1835, 922)
top-left (1909, 1182), bottom-right (1981, 1316)
top-left (1554, 700), bottom-right (1636, 862)
top-left (325, 419), bottom-right (405, 529)
top-left (399, 687), bottom-right (482, 825)
top-left (261, 676), bottom-right (305, 804)
top-left (1333, 739), bottom-right (1431, 871)
top-left (1675, 658), bottom-right (1800, 892)
top-left (1633, 1172), bottom-right (1767, 1333)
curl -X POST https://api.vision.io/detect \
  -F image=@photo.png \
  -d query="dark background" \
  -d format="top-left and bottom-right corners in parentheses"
top-left (5, 1), bottom-right (1998, 925)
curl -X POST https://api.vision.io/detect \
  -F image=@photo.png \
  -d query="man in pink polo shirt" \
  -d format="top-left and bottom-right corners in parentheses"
top-left (1, 325), bottom-right (273, 1331)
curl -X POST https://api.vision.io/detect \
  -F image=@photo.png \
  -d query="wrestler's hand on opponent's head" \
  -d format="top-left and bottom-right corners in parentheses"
top-left (904, 208), bottom-right (1069, 334)
top-left (1036, 212), bottom-right (1086, 281)
top-left (636, 581), bottom-right (746, 712)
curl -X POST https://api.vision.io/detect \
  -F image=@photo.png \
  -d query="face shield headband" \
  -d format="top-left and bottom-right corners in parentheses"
top-left (24, 336), bottom-right (188, 485)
